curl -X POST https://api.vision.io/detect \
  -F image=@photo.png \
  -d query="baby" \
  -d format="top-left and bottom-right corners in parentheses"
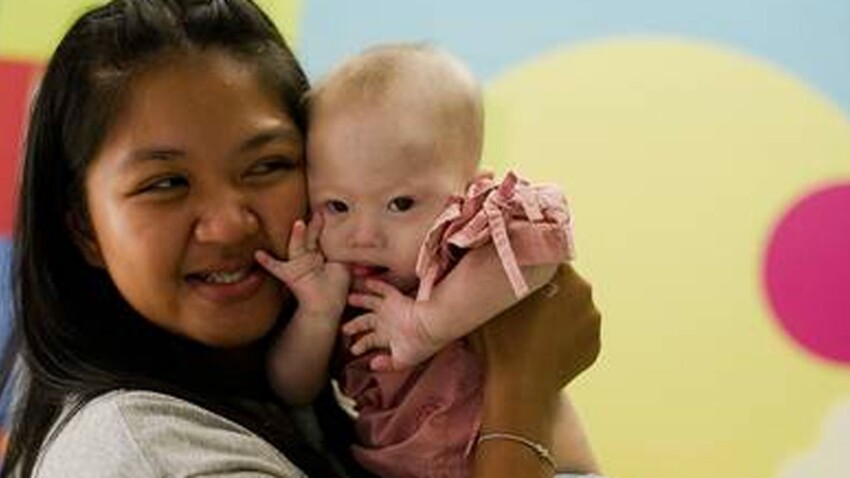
top-left (256, 44), bottom-right (583, 477)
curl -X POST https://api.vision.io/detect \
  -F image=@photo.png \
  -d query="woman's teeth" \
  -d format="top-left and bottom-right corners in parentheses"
top-left (203, 269), bottom-right (249, 284)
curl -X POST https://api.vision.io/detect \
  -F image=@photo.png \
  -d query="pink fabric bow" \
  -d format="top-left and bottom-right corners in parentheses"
top-left (416, 171), bottom-right (575, 301)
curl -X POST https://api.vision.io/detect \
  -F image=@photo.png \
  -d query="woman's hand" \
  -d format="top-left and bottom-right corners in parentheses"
top-left (469, 263), bottom-right (601, 478)
top-left (470, 263), bottom-right (600, 399)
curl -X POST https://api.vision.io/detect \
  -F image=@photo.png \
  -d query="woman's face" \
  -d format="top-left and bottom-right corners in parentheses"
top-left (81, 51), bottom-right (306, 348)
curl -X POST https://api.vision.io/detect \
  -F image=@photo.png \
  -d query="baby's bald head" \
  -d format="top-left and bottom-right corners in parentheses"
top-left (309, 44), bottom-right (483, 177)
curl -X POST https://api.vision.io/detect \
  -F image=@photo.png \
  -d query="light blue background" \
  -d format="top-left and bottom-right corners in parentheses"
top-left (300, 0), bottom-right (850, 113)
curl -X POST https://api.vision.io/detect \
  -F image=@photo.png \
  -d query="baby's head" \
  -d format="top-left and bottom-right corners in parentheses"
top-left (309, 43), bottom-right (483, 182)
top-left (307, 44), bottom-right (483, 293)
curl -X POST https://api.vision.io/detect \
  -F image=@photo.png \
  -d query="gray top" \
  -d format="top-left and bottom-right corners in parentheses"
top-left (33, 390), bottom-right (307, 478)
top-left (30, 389), bottom-right (605, 478)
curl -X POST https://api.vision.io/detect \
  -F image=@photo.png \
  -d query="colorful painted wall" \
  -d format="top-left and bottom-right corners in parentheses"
top-left (1, 1), bottom-right (848, 477)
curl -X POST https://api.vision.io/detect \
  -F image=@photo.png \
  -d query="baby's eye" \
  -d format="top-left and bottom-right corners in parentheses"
top-left (388, 196), bottom-right (415, 212)
top-left (325, 199), bottom-right (349, 214)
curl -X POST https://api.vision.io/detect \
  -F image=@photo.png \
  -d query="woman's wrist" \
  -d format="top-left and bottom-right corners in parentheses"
top-left (472, 427), bottom-right (555, 478)
top-left (477, 432), bottom-right (557, 469)
top-left (479, 373), bottom-right (557, 445)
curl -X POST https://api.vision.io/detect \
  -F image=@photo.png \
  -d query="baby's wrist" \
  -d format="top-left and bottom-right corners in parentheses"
top-left (412, 300), bottom-right (449, 348)
top-left (294, 305), bottom-right (344, 329)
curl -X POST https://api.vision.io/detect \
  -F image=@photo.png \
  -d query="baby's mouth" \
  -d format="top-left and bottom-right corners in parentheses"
top-left (348, 263), bottom-right (389, 279)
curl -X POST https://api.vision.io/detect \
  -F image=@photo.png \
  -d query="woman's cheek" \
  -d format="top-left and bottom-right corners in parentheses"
top-left (257, 181), bottom-right (308, 256)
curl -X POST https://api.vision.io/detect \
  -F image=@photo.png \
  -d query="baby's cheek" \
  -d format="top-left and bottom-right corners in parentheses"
top-left (414, 219), bottom-right (437, 246)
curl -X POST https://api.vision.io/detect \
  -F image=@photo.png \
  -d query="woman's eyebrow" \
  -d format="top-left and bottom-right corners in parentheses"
top-left (126, 148), bottom-right (184, 165)
top-left (120, 126), bottom-right (301, 168)
top-left (238, 126), bottom-right (301, 154)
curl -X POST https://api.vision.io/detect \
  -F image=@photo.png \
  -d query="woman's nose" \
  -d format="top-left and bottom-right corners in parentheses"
top-left (193, 194), bottom-right (259, 244)
top-left (346, 214), bottom-right (385, 249)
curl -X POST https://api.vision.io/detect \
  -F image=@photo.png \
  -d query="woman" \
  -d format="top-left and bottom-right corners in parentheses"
top-left (0, 1), bottom-right (601, 477)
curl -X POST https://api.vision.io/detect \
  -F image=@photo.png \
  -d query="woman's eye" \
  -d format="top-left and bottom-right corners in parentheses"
top-left (246, 157), bottom-right (296, 177)
top-left (139, 176), bottom-right (188, 194)
top-left (325, 200), bottom-right (349, 214)
top-left (388, 196), bottom-right (415, 212)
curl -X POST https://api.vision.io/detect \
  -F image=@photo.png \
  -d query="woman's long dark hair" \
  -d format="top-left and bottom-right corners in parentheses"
top-left (0, 1), bottom-right (352, 476)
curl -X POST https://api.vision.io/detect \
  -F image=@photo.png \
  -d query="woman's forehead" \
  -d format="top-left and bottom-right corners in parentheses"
top-left (99, 51), bottom-right (300, 159)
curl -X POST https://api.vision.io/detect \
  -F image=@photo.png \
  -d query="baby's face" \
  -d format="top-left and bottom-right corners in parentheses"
top-left (307, 99), bottom-right (467, 294)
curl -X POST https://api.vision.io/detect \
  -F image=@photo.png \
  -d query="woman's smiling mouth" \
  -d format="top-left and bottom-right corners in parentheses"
top-left (187, 264), bottom-right (267, 303)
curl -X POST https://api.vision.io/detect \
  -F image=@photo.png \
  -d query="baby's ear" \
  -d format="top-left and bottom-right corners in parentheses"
top-left (67, 210), bottom-right (105, 268)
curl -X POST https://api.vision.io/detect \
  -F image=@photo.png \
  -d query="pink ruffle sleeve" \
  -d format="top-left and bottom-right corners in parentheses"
top-left (416, 170), bottom-right (575, 301)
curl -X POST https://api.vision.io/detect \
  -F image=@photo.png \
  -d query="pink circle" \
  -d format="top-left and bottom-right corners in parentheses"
top-left (764, 183), bottom-right (850, 365)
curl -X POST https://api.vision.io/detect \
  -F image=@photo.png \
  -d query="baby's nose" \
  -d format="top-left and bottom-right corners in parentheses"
top-left (346, 215), bottom-right (385, 249)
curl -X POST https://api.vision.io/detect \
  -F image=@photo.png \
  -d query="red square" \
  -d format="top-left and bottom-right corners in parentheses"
top-left (0, 59), bottom-right (41, 238)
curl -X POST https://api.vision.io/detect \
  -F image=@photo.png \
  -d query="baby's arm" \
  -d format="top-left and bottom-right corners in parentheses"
top-left (255, 214), bottom-right (350, 405)
top-left (415, 244), bottom-right (557, 343)
top-left (345, 243), bottom-right (557, 371)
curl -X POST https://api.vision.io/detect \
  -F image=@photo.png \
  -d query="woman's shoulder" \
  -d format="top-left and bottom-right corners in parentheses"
top-left (34, 389), bottom-right (306, 478)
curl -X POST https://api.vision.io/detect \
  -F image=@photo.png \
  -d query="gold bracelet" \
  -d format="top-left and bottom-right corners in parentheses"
top-left (476, 432), bottom-right (557, 469)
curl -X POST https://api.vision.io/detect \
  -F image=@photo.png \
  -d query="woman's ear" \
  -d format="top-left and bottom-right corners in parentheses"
top-left (67, 210), bottom-right (105, 268)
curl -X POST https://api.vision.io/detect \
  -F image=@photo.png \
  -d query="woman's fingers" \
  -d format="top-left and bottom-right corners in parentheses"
top-left (553, 268), bottom-right (601, 388)
top-left (469, 264), bottom-right (601, 393)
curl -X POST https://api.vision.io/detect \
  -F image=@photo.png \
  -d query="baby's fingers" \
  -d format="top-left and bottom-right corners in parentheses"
top-left (350, 333), bottom-right (388, 356)
top-left (348, 293), bottom-right (384, 312)
top-left (287, 219), bottom-right (308, 257)
top-left (342, 314), bottom-right (374, 337)
top-left (255, 250), bottom-right (288, 281)
top-left (363, 279), bottom-right (401, 298)
top-left (255, 249), bottom-right (321, 286)
top-left (369, 354), bottom-right (396, 372)
top-left (305, 213), bottom-right (323, 252)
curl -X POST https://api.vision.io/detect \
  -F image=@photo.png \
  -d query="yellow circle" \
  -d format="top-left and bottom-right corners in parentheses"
top-left (483, 38), bottom-right (850, 478)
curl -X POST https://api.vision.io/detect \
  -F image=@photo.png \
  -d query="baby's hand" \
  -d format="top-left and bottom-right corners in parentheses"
top-left (255, 214), bottom-right (349, 323)
top-left (343, 279), bottom-right (444, 371)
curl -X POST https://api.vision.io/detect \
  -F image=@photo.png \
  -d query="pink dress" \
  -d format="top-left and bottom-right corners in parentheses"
top-left (336, 171), bottom-right (575, 478)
